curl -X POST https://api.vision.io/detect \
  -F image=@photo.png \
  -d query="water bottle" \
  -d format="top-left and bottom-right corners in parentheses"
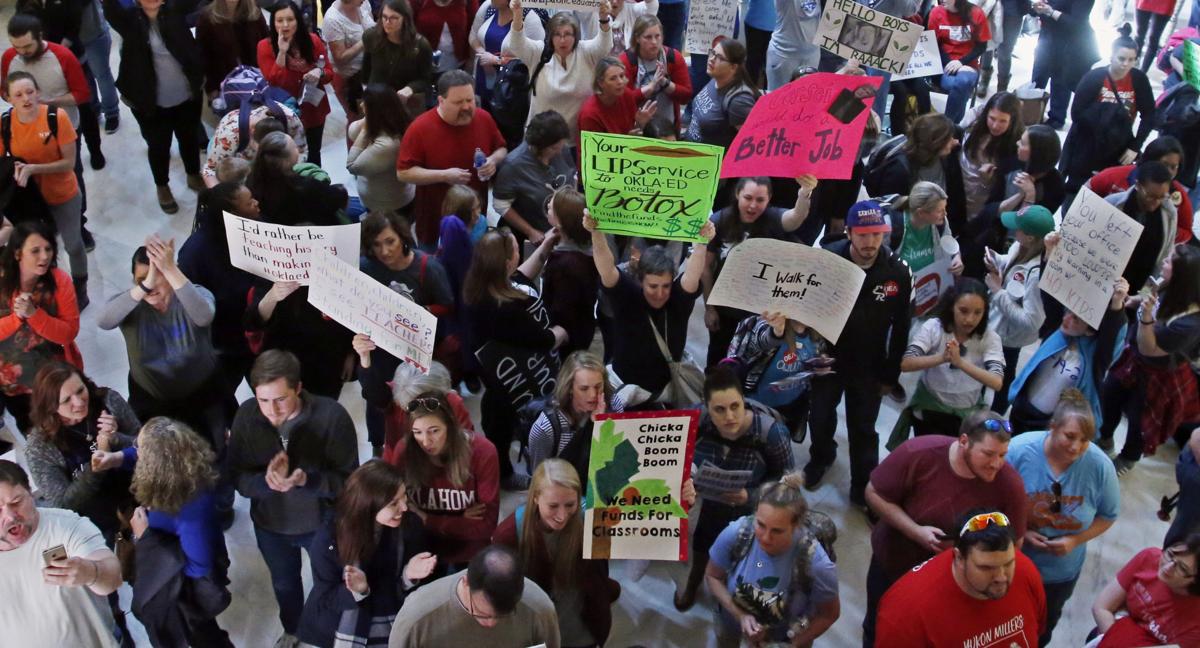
top-left (474, 147), bottom-right (487, 179)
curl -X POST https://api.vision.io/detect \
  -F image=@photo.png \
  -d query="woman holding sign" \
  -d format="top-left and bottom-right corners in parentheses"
top-left (674, 366), bottom-right (795, 611)
top-left (1099, 245), bottom-right (1200, 475)
top-left (493, 459), bottom-right (620, 648)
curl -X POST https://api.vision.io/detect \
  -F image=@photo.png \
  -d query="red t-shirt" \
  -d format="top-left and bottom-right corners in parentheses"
top-left (869, 435), bottom-right (1029, 578)
top-left (1086, 164), bottom-right (1194, 244)
top-left (392, 432), bottom-right (500, 564)
top-left (928, 5), bottom-right (991, 68)
top-left (876, 549), bottom-right (1046, 647)
top-left (1097, 548), bottom-right (1200, 647)
top-left (396, 106), bottom-right (506, 246)
top-left (1098, 73), bottom-right (1137, 120)
top-left (578, 87), bottom-right (645, 139)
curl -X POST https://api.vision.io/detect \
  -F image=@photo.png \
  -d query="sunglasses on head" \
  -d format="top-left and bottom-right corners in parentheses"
top-left (959, 511), bottom-right (1010, 537)
top-left (406, 396), bottom-right (442, 413)
top-left (981, 419), bottom-right (1012, 434)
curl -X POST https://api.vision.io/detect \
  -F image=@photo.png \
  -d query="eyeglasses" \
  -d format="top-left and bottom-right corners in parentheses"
top-left (981, 419), bottom-right (1012, 434)
top-left (959, 511), bottom-right (1010, 537)
top-left (707, 49), bottom-right (729, 63)
top-left (406, 397), bottom-right (442, 413)
top-left (1050, 480), bottom-right (1063, 514)
top-left (1163, 547), bottom-right (1197, 580)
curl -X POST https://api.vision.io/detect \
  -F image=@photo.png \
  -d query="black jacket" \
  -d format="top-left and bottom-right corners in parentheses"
top-left (103, 0), bottom-right (204, 112)
top-left (132, 528), bottom-right (231, 648)
top-left (820, 239), bottom-right (913, 386)
top-left (1062, 67), bottom-right (1156, 182)
top-left (864, 134), bottom-right (969, 235)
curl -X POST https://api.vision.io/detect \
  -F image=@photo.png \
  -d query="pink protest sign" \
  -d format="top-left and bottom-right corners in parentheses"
top-left (719, 73), bottom-right (880, 180)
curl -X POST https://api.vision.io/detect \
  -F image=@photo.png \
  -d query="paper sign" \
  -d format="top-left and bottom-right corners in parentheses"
top-left (224, 212), bottom-right (360, 285)
top-left (685, 0), bottom-right (739, 55)
top-left (815, 0), bottom-right (922, 74)
top-left (583, 410), bottom-right (698, 561)
top-left (693, 461), bottom-right (753, 498)
top-left (581, 132), bottom-right (724, 242)
top-left (307, 251), bottom-right (438, 372)
top-left (719, 73), bottom-right (880, 180)
top-left (520, 0), bottom-right (600, 9)
top-left (706, 238), bottom-right (866, 343)
top-left (1040, 188), bottom-right (1144, 329)
top-left (474, 340), bottom-right (558, 408)
top-left (912, 255), bottom-right (955, 316)
top-left (1184, 41), bottom-right (1200, 90)
top-left (893, 30), bottom-right (943, 80)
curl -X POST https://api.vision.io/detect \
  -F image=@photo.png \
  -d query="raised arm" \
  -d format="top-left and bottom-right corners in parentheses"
top-left (584, 211), bottom-right (620, 288)
top-left (680, 221), bottom-right (716, 294)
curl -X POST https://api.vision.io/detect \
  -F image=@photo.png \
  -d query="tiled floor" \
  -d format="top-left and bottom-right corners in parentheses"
top-left (0, 4), bottom-right (1192, 646)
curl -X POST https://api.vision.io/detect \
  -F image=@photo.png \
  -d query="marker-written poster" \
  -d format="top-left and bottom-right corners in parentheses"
top-left (893, 30), bottom-right (943, 80)
top-left (814, 0), bottom-right (922, 74)
top-left (720, 73), bottom-right (880, 179)
top-left (581, 132), bottom-right (724, 242)
top-left (223, 212), bottom-right (360, 284)
top-left (706, 238), bottom-right (866, 343)
top-left (685, 0), bottom-right (738, 55)
top-left (583, 410), bottom-right (698, 561)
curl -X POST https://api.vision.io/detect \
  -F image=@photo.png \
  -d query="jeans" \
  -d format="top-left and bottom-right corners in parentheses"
top-left (658, 1), bottom-right (688, 52)
top-left (1192, 0), bottom-right (1200, 29)
top-left (47, 193), bottom-right (87, 280)
top-left (689, 53), bottom-right (710, 111)
top-left (940, 66), bottom-right (979, 123)
top-left (982, 5), bottom-right (1025, 86)
top-left (808, 370), bottom-right (882, 501)
top-left (131, 98), bottom-right (202, 186)
top-left (868, 68), bottom-right (891, 119)
top-left (253, 526), bottom-right (316, 635)
top-left (1040, 576), bottom-right (1080, 646)
top-left (745, 25), bottom-right (772, 88)
top-left (83, 28), bottom-right (120, 121)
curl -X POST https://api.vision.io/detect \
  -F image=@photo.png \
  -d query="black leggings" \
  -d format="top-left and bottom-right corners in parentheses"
top-left (1135, 10), bottom-right (1171, 72)
top-left (304, 124), bottom-right (324, 166)
top-left (131, 99), bottom-right (202, 187)
top-left (1099, 370), bottom-right (1147, 461)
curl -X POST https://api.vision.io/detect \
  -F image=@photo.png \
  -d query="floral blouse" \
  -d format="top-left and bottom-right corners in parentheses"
top-left (202, 103), bottom-right (309, 183)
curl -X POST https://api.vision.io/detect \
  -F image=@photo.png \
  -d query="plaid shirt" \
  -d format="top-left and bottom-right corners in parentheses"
top-left (692, 406), bottom-right (795, 503)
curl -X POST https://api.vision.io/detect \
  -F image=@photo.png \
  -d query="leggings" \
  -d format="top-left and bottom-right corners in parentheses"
top-left (48, 193), bottom-right (87, 280)
top-left (304, 124), bottom-right (324, 166)
top-left (1135, 10), bottom-right (1171, 72)
top-left (131, 99), bottom-right (202, 186)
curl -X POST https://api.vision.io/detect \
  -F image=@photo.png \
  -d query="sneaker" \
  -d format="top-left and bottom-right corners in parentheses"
top-left (886, 384), bottom-right (907, 404)
top-left (90, 150), bottom-right (106, 171)
top-left (105, 115), bottom-right (119, 134)
top-left (501, 472), bottom-right (530, 491)
top-left (82, 226), bottom-right (96, 252)
top-left (802, 462), bottom-right (829, 491)
top-left (272, 633), bottom-right (299, 648)
top-left (157, 186), bottom-right (178, 214)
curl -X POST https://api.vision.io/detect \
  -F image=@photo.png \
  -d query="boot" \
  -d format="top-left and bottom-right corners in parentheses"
top-left (997, 74), bottom-right (1011, 94)
top-left (186, 173), bottom-right (205, 192)
top-left (72, 275), bottom-right (89, 310)
top-left (976, 67), bottom-right (993, 98)
top-left (157, 185), bottom-right (178, 214)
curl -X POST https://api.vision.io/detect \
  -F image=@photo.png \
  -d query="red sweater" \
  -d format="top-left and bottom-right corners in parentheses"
top-left (1087, 164), bottom-right (1194, 244)
top-left (578, 86), bottom-right (645, 143)
top-left (619, 46), bottom-right (691, 129)
top-left (256, 35), bottom-right (333, 128)
top-left (381, 390), bottom-right (474, 465)
top-left (392, 432), bottom-right (499, 563)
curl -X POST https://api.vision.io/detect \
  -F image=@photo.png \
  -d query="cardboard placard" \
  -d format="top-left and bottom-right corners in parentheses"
top-left (581, 132), bottom-right (724, 242)
top-left (705, 238), bottom-right (866, 343)
top-left (582, 410), bottom-right (698, 561)
top-left (912, 255), bottom-right (955, 316)
top-left (893, 30), bottom-right (944, 80)
top-left (684, 0), bottom-right (739, 55)
top-left (814, 0), bottom-right (923, 74)
top-left (224, 212), bottom-right (360, 285)
top-left (1040, 188), bottom-right (1144, 329)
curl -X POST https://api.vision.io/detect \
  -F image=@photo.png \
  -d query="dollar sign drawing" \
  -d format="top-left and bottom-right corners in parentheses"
top-left (662, 218), bottom-right (682, 236)
top-left (683, 218), bottom-right (704, 238)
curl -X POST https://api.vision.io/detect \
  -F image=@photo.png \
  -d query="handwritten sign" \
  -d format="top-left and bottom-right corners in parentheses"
top-left (581, 132), bottom-right (724, 242)
top-left (706, 238), bottom-right (866, 343)
top-left (893, 30), bottom-right (943, 80)
top-left (520, 0), bottom-right (600, 9)
top-left (1184, 40), bottom-right (1200, 90)
top-left (307, 251), bottom-right (438, 372)
top-left (583, 410), bottom-right (698, 561)
top-left (224, 212), bottom-right (360, 284)
top-left (720, 73), bottom-right (879, 179)
top-left (912, 255), bottom-right (955, 316)
top-left (685, 0), bottom-right (739, 55)
top-left (814, 0), bottom-right (922, 74)
top-left (1040, 188), bottom-right (1144, 329)
top-left (693, 461), bottom-right (753, 499)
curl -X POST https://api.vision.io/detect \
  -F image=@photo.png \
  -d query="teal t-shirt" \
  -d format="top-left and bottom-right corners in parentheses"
top-left (898, 212), bottom-right (936, 272)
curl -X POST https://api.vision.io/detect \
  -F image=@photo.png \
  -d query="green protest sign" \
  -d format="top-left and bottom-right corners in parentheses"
top-left (581, 132), bottom-right (724, 243)
top-left (1185, 40), bottom-right (1200, 90)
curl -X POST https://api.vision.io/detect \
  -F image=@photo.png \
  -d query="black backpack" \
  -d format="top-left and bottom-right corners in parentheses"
top-left (0, 107), bottom-right (58, 225)
top-left (492, 58), bottom-right (532, 149)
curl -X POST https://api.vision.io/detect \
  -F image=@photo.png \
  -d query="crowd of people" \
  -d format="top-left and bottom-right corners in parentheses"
top-left (1, 0), bottom-right (1199, 645)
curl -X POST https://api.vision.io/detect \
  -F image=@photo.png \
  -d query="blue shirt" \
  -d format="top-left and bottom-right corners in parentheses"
top-left (744, 0), bottom-right (776, 30)
top-left (1006, 431), bottom-right (1120, 584)
top-left (147, 491), bottom-right (222, 579)
top-left (749, 332), bottom-right (820, 407)
top-left (710, 518), bottom-right (838, 641)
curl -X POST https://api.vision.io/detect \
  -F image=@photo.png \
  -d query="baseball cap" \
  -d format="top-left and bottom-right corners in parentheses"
top-left (1001, 204), bottom-right (1056, 238)
top-left (846, 200), bottom-right (891, 233)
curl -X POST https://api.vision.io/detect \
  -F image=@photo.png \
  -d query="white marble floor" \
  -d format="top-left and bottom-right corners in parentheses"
top-left (0, 4), bottom-right (1192, 646)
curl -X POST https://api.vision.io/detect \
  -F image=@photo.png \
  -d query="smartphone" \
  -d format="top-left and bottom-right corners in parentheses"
top-left (42, 544), bottom-right (67, 566)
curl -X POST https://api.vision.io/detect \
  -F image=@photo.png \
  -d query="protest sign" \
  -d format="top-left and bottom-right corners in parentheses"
top-left (685, 0), bottom-right (738, 55)
top-left (693, 462), bottom-right (753, 499)
top-left (583, 410), bottom-right (698, 561)
top-left (705, 238), bottom-right (866, 343)
top-left (720, 73), bottom-right (880, 179)
top-left (520, 0), bottom-right (601, 10)
top-left (1041, 188), bottom-right (1144, 329)
top-left (1185, 40), bottom-right (1200, 90)
top-left (912, 255), bottom-right (955, 316)
top-left (474, 340), bottom-right (558, 409)
top-left (814, 0), bottom-right (922, 74)
top-left (307, 251), bottom-right (438, 372)
top-left (893, 30), bottom-right (943, 80)
top-left (581, 132), bottom-right (724, 242)
top-left (224, 212), bottom-right (360, 284)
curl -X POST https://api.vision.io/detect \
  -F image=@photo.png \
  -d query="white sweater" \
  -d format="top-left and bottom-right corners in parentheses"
top-left (576, 0), bottom-right (659, 52)
top-left (503, 22), bottom-right (613, 139)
